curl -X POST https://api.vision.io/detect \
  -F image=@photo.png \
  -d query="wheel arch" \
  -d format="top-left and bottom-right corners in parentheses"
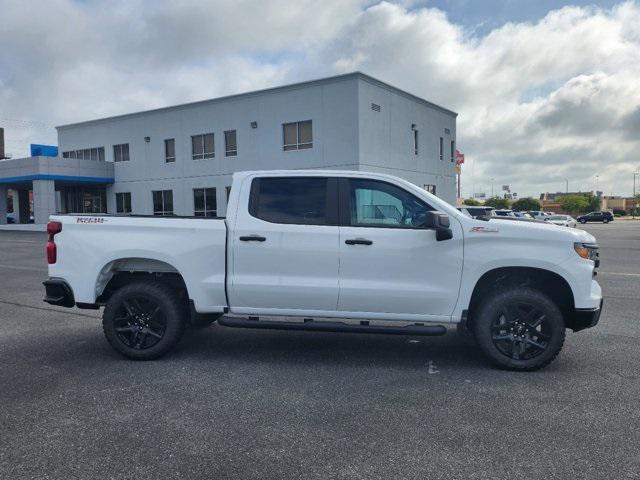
top-left (466, 266), bottom-right (576, 331)
top-left (94, 257), bottom-right (189, 305)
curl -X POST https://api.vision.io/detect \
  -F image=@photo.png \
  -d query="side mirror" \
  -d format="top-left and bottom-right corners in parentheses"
top-left (424, 211), bottom-right (453, 241)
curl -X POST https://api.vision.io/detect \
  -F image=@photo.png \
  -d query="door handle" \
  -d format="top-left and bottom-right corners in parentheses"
top-left (345, 238), bottom-right (373, 246)
top-left (239, 235), bottom-right (266, 242)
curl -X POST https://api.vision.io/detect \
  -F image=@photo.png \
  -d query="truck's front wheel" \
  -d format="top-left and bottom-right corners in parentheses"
top-left (473, 288), bottom-right (565, 371)
top-left (102, 281), bottom-right (187, 360)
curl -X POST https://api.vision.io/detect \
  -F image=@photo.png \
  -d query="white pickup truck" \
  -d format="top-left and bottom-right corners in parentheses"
top-left (44, 170), bottom-right (602, 371)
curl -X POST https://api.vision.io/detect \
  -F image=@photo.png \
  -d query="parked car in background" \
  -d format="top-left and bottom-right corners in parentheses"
top-left (513, 212), bottom-right (534, 219)
top-left (545, 215), bottom-right (577, 228)
top-left (528, 211), bottom-right (551, 219)
top-left (6, 213), bottom-right (16, 224)
top-left (577, 211), bottom-right (614, 224)
top-left (457, 206), bottom-right (494, 219)
top-left (493, 209), bottom-right (516, 217)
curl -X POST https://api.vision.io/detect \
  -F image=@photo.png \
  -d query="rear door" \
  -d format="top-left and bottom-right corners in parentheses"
top-left (228, 176), bottom-right (340, 315)
top-left (337, 178), bottom-right (463, 320)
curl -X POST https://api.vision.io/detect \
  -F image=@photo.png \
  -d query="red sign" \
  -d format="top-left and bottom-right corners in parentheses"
top-left (455, 150), bottom-right (465, 165)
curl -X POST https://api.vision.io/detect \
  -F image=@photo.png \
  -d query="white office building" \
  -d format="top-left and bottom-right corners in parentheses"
top-left (0, 72), bottom-right (457, 224)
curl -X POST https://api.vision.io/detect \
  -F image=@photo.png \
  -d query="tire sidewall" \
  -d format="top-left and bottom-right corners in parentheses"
top-left (103, 281), bottom-right (186, 360)
top-left (474, 288), bottom-right (566, 371)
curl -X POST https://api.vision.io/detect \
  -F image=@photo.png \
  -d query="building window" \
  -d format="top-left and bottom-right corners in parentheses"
top-left (224, 130), bottom-right (237, 156)
top-left (413, 130), bottom-right (419, 155)
top-left (62, 147), bottom-right (104, 161)
top-left (283, 120), bottom-right (312, 151)
top-left (424, 184), bottom-right (436, 195)
top-left (192, 133), bottom-right (214, 160)
top-left (152, 190), bottom-right (173, 216)
top-left (226, 186), bottom-right (231, 201)
top-left (115, 192), bottom-right (132, 214)
top-left (450, 141), bottom-right (455, 162)
top-left (113, 143), bottom-right (130, 162)
top-left (165, 139), bottom-right (175, 163)
top-left (439, 137), bottom-right (443, 161)
top-left (193, 188), bottom-right (217, 217)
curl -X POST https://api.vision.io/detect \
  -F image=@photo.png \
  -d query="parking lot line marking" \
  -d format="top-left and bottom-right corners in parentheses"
top-left (598, 272), bottom-right (640, 277)
top-left (0, 299), bottom-right (98, 319)
top-left (0, 263), bottom-right (45, 272)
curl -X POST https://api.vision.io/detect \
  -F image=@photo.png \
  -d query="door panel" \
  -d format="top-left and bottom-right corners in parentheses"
top-left (228, 176), bottom-right (340, 313)
top-left (337, 178), bottom-right (463, 318)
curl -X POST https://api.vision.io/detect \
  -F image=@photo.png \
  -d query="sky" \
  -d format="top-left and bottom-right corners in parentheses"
top-left (1, 0), bottom-right (639, 198)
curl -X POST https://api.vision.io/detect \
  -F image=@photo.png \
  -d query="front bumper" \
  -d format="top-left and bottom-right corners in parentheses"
top-left (43, 279), bottom-right (75, 308)
top-left (569, 299), bottom-right (603, 332)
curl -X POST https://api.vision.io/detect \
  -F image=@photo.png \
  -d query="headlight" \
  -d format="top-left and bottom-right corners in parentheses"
top-left (574, 242), bottom-right (599, 261)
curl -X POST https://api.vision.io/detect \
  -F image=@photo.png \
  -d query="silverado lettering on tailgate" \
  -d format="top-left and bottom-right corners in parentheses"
top-left (76, 217), bottom-right (106, 224)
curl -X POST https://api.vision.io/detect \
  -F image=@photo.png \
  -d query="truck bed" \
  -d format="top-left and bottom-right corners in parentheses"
top-left (48, 214), bottom-right (228, 313)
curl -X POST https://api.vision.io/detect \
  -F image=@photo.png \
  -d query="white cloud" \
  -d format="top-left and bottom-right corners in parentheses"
top-left (1, 0), bottom-right (639, 196)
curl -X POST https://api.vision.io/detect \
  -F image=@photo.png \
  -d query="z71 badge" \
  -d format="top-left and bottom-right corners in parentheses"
top-left (470, 226), bottom-right (499, 233)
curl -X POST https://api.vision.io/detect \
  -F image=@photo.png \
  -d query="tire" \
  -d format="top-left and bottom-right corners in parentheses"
top-left (580, 219), bottom-right (586, 224)
top-left (473, 287), bottom-right (565, 371)
top-left (603, 219), bottom-right (609, 224)
top-left (102, 280), bottom-right (187, 360)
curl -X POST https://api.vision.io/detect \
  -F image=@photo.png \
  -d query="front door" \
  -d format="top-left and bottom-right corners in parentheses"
top-left (337, 178), bottom-right (463, 320)
top-left (228, 176), bottom-right (340, 316)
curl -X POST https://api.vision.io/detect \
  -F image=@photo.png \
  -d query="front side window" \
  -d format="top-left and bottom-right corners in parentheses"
top-left (192, 133), bottom-right (214, 160)
top-left (250, 177), bottom-right (328, 225)
top-left (193, 188), bottom-right (217, 217)
top-left (224, 130), bottom-right (237, 156)
top-left (349, 179), bottom-right (430, 228)
top-left (152, 190), bottom-right (173, 216)
top-left (283, 120), bottom-right (312, 151)
top-left (115, 192), bottom-right (132, 214)
top-left (165, 138), bottom-right (175, 163)
top-left (113, 143), bottom-right (130, 162)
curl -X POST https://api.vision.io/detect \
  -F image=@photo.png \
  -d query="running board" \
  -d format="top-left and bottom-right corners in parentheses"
top-left (217, 317), bottom-right (447, 336)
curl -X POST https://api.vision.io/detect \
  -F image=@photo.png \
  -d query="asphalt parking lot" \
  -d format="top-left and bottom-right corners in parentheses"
top-left (1, 223), bottom-right (639, 479)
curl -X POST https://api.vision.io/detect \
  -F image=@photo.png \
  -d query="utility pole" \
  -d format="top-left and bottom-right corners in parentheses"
top-left (491, 178), bottom-right (495, 197)
top-left (634, 171), bottom-right (639, 219)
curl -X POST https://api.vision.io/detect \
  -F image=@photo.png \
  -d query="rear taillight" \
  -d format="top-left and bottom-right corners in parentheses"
top-left (47, 221), bottom-right (62, 264)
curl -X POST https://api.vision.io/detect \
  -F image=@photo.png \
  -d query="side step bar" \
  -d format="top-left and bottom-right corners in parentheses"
top-left (218, 316), bottom-right (447, 336)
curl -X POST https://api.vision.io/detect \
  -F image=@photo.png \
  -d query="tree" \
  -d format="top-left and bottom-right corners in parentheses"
top-left (484, 196), bottom-right (510, 209)
top-left (587, 194), bottom-right (601, 212)
top-left (511, 197), bottom-right (542, 212)
top-left (560, 195), bottom-right (590, 214)
top-left (463, 198), bottom-right (480, 206)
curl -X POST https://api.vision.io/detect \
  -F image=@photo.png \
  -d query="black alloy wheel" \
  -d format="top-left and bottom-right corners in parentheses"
top-left (473, 287), bottom-right (565, 371)
top-left (113, 296), bottom-right (166, 350)
top-left (491, 302), bottom-right (550, 361)
top-left (103, 280), bottom-right (186, 360)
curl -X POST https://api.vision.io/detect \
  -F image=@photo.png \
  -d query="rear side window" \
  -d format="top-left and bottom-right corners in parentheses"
top-left (249, 177), bottom-right (330, 225)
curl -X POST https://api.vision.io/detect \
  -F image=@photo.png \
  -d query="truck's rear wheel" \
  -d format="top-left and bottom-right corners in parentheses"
top-left (473, 288), bottom-right (565, 371)
top-left (102, 281), bottom-right (186, 360)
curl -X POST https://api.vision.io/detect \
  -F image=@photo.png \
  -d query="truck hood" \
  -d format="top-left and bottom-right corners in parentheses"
top-left (466, 216), bottom-right (596, 245)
